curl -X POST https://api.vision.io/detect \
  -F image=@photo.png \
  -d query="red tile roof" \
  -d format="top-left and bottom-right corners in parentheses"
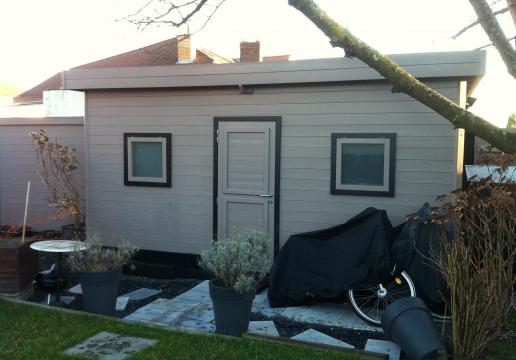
top-left (14, 36), bottom-right (188, 104)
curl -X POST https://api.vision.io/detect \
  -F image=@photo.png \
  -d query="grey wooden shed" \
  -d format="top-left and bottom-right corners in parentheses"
top-left (63, 50), bottom-right (485, 258)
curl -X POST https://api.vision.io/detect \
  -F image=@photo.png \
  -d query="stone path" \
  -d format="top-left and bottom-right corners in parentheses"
top-left (248, 321), bottom-right (280, 337)
top-left (65, 281), bottom-right (399, 359)
top-left (122, 281), bottom-right (401, 357)
top-left (64, 331), bottom-right (157, 360)
top-left (365, 339), bottom-right (401, 360)
top-left (124, 282), bottom-right (215, 332)
top-left (292, 329), bottom-right (354, 349)
top-left (125, 280), bottom-right (378, 333)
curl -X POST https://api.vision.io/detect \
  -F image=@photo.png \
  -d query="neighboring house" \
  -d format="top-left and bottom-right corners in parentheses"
top-left (13, 35), bottom-right (234, 106)
top-left (61, 49), bottom-right (485, 260)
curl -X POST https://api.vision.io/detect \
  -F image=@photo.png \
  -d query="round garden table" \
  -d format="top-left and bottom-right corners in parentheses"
top-left (30, 240), bottom-right (88, 303)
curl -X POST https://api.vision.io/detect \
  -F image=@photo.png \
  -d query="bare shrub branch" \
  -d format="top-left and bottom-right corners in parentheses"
top-left (30, 130), bottom-right (84, 228)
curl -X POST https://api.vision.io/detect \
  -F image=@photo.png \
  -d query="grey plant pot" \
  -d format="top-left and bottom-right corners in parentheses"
top-left (382, 297), bottom-right (446, 360)
top-left (209, 279), bottom-right (255, 336)
top-left (78, 268), bottom-right (122, 316)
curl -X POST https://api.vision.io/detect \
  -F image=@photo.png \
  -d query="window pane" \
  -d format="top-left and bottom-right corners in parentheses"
top-left (341, 143), bottom-right (384, 186)
top-left (132, 142), bottom-right (163, 178)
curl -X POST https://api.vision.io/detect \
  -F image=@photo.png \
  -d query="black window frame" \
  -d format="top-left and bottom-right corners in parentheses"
top-left (123, 133), bottom-right (172, 188)
top-left (330, 133), bottom-right (396, 197)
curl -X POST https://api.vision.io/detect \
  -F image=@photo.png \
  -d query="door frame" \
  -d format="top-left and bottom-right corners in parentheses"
top-left (213, 116), bottom-right (281, 257)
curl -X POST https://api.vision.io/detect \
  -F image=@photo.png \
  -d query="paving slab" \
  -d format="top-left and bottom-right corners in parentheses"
top-left (364, 339), bottom-right (401, 360)
top-left (60, 296), bottom-right (75, 305)
top-left (121, 288), bottom-right (161, 301)
top-left (116, 297), bottom-right (129, 311)
top-left (124, 296), bottom-right (215, 333)
top-left (64, 331), bottom-right (157, 360)
top-left (252, 295), bottom-right (287, 318)
top-left (67, 284), bottom-right (82, 294)
top-left (281, 302), bottom-right (379, 332)
top-left (291, 329), bottom-right (354, 349)
top-left (248, 321), bottom-right (279, 337)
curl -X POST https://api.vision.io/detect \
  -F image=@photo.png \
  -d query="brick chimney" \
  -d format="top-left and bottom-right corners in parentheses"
top-left (176, 35), bottom-right (192, 63)
top-left (240, 41), bottom-right (260, 62)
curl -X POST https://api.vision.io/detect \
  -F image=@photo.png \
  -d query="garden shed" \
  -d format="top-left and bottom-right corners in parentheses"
top-left (62, 50), bottom-right (485, 259)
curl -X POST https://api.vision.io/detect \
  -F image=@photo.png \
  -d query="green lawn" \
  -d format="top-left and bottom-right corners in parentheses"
top-left (0, 298), bottom-right (374, 360)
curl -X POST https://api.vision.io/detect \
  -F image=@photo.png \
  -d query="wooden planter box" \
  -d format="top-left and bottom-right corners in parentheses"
top-left (0, 238), bottom-right (39, 295)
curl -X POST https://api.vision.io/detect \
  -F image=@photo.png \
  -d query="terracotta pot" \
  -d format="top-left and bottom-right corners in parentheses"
top-left (0, 238), bottom-right (39, 295)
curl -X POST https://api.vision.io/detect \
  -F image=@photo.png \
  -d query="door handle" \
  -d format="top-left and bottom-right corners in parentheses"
top-left (259, 194), bottom-right (273, 198)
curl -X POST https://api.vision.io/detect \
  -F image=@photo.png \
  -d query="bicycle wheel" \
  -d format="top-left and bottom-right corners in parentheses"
top-left (347, 271), bottom-right (416, 326)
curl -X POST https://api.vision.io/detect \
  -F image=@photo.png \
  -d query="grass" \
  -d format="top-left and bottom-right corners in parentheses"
top-left (0, 298), bottom-right (374, 360)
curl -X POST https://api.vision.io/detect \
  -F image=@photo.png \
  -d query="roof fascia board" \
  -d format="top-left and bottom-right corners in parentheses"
top-left (63, 50), bottom-right (486, 91)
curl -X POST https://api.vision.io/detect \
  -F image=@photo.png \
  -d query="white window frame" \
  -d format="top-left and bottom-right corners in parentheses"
top-left (331, 133), bottom-right (396, 197)
top-left (127, 137), bottom-right (167, 183)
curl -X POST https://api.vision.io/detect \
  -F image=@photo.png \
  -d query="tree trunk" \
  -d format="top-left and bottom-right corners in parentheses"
top-left (289, 0), bottom-right (516, 154)
top-left (469, 0), bottom-right (516, 79)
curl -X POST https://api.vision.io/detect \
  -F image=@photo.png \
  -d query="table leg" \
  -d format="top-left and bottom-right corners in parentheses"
top-left (55, 253), bottom-right (62, 303)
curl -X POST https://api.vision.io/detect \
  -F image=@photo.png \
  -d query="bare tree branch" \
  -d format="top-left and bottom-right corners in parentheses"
top-left (452, 7), bottom-right (509, 39)
top-left (125, 0), bottom-right (226, 33)
top-left (288, 0), bottom-right (516, 153)
top-left (469, 0), bottom-right (516, 79)
top-left (507, 0), bottom-right (516, 25)
top-left (476, 35), bottom-right (516, 49)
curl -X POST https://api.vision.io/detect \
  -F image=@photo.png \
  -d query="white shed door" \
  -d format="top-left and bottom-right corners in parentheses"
top-left (217, 121), bottom-right (276, 244)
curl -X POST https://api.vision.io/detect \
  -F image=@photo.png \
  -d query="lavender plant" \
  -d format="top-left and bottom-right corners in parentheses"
top-left (67, 229), bottom-right (137, 272)
top-left (199, 229), bottom-right (270, 293)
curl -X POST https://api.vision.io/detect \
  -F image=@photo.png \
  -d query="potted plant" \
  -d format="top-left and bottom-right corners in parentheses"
top-left (67, 230), bottom-right (137, 315)
top-left (31, 130), bottom-right (84, 239)
top-left (199, 229), bottom-right (270, 336)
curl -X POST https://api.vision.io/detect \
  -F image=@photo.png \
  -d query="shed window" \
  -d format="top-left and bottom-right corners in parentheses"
top-left (124, 133), bottom-right (171, 187)
top-left (331, 133), bottom-right (395, 197)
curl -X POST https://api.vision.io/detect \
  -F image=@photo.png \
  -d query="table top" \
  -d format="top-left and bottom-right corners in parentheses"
top-left (30, 240), bottom-right (88, 253)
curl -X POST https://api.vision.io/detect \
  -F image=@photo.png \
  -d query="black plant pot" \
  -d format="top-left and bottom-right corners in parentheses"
top-left (209, 279), bottom-right (255, 336)
top-left (78, 268), bottom-right (121, 316)
top-left (62, 224), bottom-right (85, 240)
top-left (382, 297), bottom-right (446, 360)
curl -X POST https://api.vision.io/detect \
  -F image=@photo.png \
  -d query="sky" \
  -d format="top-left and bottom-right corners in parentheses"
top-left (0, 0), bottom-right (514, 127)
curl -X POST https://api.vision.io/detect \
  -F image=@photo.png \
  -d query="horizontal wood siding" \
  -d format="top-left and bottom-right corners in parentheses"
top-left (0, 118), bottom-right (84, 230)
top-left (85, 80), bottom-right (459, 253)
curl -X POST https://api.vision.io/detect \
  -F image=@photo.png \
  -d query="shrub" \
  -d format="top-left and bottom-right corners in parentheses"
top-left (67, 229), bottom-right (137, 272)
top-left (430, 154), bottom-right (515, 360)
top-left (199, 229), bottom-right (270, 293)
top-left (31, 130), bottom-right (84, 228)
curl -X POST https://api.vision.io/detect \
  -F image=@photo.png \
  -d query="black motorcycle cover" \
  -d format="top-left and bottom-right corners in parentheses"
top-left (268, 208), bottom-right (396, 308)
top-left (390, 203), bottom-right (451, 309)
